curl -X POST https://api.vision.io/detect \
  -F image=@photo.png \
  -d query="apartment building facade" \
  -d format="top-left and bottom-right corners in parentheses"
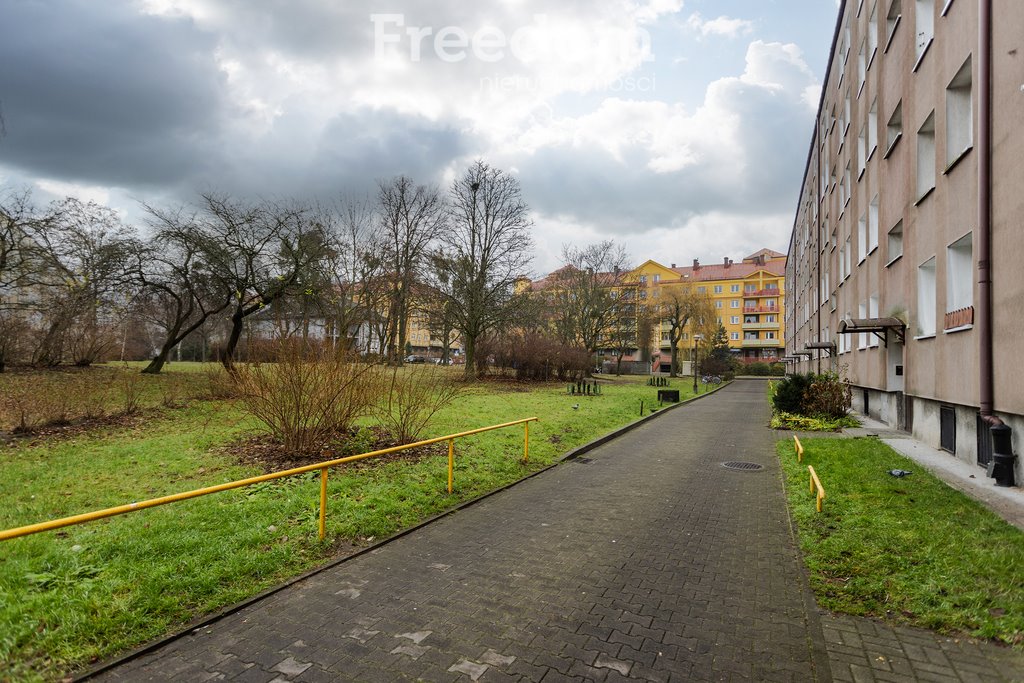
top-left (636, 250), bottom-right (788, 370)
top-left (531, 249), bottom-right (787, 372)
top-left (786, 0), bottom-right (1024, 479)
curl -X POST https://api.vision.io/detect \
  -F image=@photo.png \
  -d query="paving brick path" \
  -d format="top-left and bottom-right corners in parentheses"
top-left (90, 380), bottom-right (1024, 682)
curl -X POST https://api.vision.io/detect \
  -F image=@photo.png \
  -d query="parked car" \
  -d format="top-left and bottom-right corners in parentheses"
top-left (405, 355), bottom-right (427, 364)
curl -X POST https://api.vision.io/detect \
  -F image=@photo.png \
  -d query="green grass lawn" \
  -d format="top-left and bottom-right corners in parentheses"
top-left (0, 369), bottom-right (712, 681)
top-left (777, 437), bottom-right (1024, 645)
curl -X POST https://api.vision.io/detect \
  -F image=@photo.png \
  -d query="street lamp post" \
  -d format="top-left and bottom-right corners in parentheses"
top-left (692, 334), bottom-right (701, 394)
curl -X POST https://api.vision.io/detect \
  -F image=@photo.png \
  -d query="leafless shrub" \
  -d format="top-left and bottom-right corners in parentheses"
top-left (71, 371), bottom-right (111, 420)
top-left (119, 367), bottom-right (143, 415)
top-left (232, 339), bottom-right (382, 454)
top-left (203, 364), bottom-right (241, 400)
top-left (485, 331), bottom-right (591, 381)
top-left (67, 322), bottom-right (116, 367)
top-left (375, 365), bottom-right (461, 444)
top-left (159, 375), bottom-right (187, 408)
top-left (1, 374), bottom-right (76, 431)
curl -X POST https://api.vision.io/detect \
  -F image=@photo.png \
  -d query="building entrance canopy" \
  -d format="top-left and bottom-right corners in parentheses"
top-left (837, 317), bottom-right (906, 346)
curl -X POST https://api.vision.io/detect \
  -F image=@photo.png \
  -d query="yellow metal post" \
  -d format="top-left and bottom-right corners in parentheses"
top-left (808, 465), bottom-right (825, 512)
top-left (794, 435), bottom-right (803, 462)
top-left (523, 422), bottom-right (530, 463)
top-left (447, 439), bottom-right (455, 494)
top-left (319, 468), bottom-right (328, 539)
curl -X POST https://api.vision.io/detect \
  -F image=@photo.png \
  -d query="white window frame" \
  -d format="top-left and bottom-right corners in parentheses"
top-left (885, 100), bottom-right (903, 157)
top-left (945, 55), bottom-right (973, 168)
top-left (886, 0), bottom-right (903, 53)
top-left (917, 256), bottom-right (937, 338)
top-left (858, 212), bottom-right (868, 264)
top-left (946, 232), bottom-right (973, 316)
top-left (917, 111), bottom-right (936, 201)
top-left (915, 0), bottom-right (934, 68)
top-left (887, 219), bottom-right (904, 266)
top-left (868, 195), bottom-right (879, 254)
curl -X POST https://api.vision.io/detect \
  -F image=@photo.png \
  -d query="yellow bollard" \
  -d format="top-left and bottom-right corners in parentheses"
top-left (447, 439), bottom-right (455, 494)
top-left (319, 468), bottom-right (328, 539)
top-left (794, 435), bottom-right (804, 462)
top-left (808, 465), bottom-right (825, 512)
top-left (523, 421), bottom-right (530, 463)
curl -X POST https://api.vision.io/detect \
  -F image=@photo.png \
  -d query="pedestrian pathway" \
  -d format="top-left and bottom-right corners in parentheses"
top-left (89, 380), bottom-right (1024, 682)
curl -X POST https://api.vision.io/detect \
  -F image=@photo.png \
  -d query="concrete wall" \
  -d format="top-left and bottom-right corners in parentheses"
top-left (786, 0), bottom-right (1023, 481)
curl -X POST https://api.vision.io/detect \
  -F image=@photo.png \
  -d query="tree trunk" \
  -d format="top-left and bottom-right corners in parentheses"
top-left (669, 344), bottom-right (679, 378)
top-left (221, 306), bottom-right (245, 372)
top-left (462, 334), bottom-right (476, 381)
top-left (615, 353), bottom-right (623, 376)
top-left (143, 319), bottom-right (186, 375)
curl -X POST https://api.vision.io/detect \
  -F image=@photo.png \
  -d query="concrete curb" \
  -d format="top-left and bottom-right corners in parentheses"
top-left (75, 380), bottom-right (731, 681)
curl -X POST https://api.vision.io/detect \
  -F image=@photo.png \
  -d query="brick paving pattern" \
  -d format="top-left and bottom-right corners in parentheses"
top-left (822, 615), bottom-right (1024, 683)
top-left (89, 380), bottom-right (1024, 682)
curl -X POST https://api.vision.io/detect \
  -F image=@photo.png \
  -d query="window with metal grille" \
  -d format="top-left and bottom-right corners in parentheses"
top-left (976, 413), bottom-right (993, 467)
top-left (939, 405), bottom-right (956, 453)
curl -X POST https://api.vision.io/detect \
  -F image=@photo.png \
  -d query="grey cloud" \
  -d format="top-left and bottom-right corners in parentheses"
top-left (0, 0), bottom-right (227, 187)
top-left (187, 108), bottom-right (473, 200)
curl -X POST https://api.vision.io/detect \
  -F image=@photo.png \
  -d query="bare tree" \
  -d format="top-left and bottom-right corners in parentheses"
top-left (314, 195), bottom-right (383, 353)
top-left (658, 284), bottom-right (715, 377)
top-left (606, 292), bottom-right (649, 376)
top-left (195, 193), bottom-right (328, 371)
top-left (418, 273), bottom-right (461, 364)
top-left (0, 188), bottom-right (40, 293)
top-left (27, 198), bottom-right (139, 366)
top-left (434, 160), bottom-right (534, 379)
top-left (0, 189), bottom-right (42, 371)
top-left (377, 176), bottom-right (447, 364)
top-left (134, 204), bottom-right (232, 374)
top-left (548, 240), bottom-right (633, 362)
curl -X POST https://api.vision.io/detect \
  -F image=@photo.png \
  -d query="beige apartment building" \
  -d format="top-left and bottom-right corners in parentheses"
top-left (786, 0), bottom-right (1024, 482)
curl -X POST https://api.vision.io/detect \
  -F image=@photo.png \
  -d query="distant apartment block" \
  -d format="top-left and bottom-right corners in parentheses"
top-left (531, 249), bottom-right (787, 372)
top-left (785, 0), bottom-right (1023, 479)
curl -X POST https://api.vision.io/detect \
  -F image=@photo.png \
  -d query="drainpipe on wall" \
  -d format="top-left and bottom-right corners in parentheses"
top-left (815, 121), bottom-right (823, 376)
top-left (976, 0), bottom-right (1015, 485)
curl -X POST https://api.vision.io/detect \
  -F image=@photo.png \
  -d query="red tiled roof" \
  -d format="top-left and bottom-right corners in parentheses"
top-left (669, 261), bottom-right (785, 282)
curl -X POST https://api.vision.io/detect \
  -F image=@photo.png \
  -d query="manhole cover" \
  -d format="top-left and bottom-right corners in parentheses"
top-left (721, 461), bottom-right (764, 471)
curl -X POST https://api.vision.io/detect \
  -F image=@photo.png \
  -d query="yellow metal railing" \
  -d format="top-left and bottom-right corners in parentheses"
top-left (794, 435), bottom-right (804, 462)
top-left (808, 465), bottom-right (826, 512)
top-left (0, 417), bottom-right (539, 543)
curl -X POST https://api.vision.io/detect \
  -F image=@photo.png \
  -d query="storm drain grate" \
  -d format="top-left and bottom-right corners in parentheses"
top-left (721, 461), bottom-right (764, 472)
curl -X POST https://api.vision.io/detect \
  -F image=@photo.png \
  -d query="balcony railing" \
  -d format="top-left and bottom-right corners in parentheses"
top-left (742, 321), bottom-right (781, 330)
top-left (743, 288), bottom-right (782, 298)
top-left (742, 338), bottom-right (783, 348)
top-left (743, 306), bottom-right (780, 314)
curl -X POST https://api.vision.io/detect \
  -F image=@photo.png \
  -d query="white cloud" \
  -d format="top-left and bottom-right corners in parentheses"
top-left (635, 0), bottom-right (685, 24)
top-left (35, 178), bottom-right (112, 206)
top-left (686, 13), bottom-right (754, 38)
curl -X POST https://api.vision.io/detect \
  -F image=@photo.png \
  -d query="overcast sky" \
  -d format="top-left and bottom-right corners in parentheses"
top-left (0, 0), bottom-right (839, 275)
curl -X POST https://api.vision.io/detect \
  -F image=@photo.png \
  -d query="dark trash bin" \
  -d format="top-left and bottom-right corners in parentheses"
top-left (989, 424), bottom-right (1017, 487)
top-left (657, 389), bottom-right (680, 403)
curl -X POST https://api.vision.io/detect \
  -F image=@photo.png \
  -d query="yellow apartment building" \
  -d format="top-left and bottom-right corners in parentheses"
top-left (529, 248), bottom-right (787, 372)
top-left (631, 249), bottom-right (787, 371)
